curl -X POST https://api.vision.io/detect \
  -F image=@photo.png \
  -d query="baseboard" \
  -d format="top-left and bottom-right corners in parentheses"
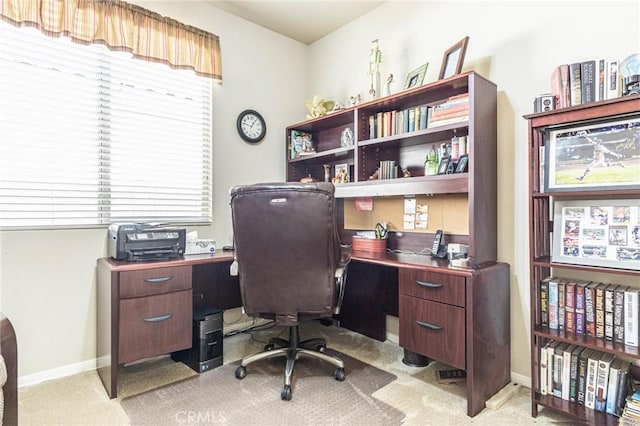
top-left (510, 371), bottom-right (531, 389)
top-left (18, 358), bottom-right (97, 388)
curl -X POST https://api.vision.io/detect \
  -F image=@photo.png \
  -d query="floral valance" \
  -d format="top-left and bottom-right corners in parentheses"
top-left (0, 0), bottom-right (222, 81)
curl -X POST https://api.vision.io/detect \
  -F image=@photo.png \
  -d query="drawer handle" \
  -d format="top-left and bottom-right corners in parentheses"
top-left (143, 313), bottom-right (173, 323)
top-left (144, 276), bottom-right (173, 284)
top-left (416, 320), bottom-right (443, 331)
top-left (416, 280), bottom-right (442, 289)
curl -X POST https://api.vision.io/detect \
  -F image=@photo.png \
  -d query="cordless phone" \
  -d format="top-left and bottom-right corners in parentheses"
top-left (431, 230), bottom-right (447, 258)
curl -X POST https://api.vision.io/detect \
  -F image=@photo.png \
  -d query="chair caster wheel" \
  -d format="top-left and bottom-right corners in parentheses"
top-left (317, 344), bottom-right (326, 352)
top-left (235, 366), bottom-right (246, 379)
top-left (281, 385), bottom-right (292, 401)
top-left (265, 343), bottom-right (275, 351)
top-left (334, 367), bottom-right (345, 381)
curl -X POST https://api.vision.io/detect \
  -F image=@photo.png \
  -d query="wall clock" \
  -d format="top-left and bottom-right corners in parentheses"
top-left (236, 109), bottom-right (266, 144)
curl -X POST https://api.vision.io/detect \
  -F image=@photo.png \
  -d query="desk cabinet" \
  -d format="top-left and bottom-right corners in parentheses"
top-left (96, 254), bottom-right (236, 398)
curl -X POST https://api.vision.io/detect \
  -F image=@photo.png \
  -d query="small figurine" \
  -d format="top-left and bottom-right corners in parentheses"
top-left (386, 74), bottom-right (393, 96)
top-left (332, 168), bottom-right (349, 184)
top-left (305, 95), bottom-right (335, 119)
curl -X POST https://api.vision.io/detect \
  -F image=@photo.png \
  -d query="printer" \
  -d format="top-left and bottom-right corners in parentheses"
top-left (108, 223), bottom-right (186, 262)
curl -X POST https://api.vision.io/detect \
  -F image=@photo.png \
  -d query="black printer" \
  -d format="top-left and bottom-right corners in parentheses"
top-left (108, 223), bottom-right (186, 261)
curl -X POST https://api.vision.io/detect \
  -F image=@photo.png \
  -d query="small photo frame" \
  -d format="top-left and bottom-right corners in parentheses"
top-left (455, 154), bottom-right (469, 173)
top-left (333, 163), bottom-right (350, 183)
top-left (404, 62), bottom-right (429, 89)
top-left (437, 156), bottom-right (450, 175)
top-left (439, 36), bottom-right (469, 80)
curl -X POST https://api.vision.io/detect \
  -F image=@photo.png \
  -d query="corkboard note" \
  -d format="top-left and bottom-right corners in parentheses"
top-left (343, 194), bottom-right (469, 235)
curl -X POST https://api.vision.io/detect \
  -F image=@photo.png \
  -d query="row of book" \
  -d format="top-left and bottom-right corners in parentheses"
top-left (621, 389), bottom-right (640, 424)
top-left (539, 277), bottom-right (640, 347)
top-left (377, 160), bottom-right (399, 180)
top-left (367, 94), bottom-right (469, 139)
top-left (539, 342), bottom-right (633, 416)
top-left (550, 59), bottom-right (620, 109)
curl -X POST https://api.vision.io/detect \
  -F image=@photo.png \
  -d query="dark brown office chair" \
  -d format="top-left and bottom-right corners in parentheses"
top-left (229, 182), bottom-right (349, 400)
top-left (0, 313), bottom-right (17, 426)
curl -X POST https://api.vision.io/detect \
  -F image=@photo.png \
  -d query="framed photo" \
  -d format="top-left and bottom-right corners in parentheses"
top-left (437, 156), bottom-right (450, 175)
top-left (333, 163), bottom-right (349, 183)
top-left (552, 199), bottom-right (640, 271)
top-left (455, 154), bottom-right (469, 173)
top-left (404, 62), bottom-right (429, 89)
top-left (438, 36), bottom-right (469, 80)
top-left (544, 116), bottom-right (640, 192)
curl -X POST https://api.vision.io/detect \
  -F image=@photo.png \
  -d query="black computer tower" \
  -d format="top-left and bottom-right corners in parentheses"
top-left (172, 308), bottom-right (223, 373)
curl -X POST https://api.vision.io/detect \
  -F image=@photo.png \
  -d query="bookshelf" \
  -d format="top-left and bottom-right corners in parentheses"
top-left (286, 71), bottom-right (497, 265)
top-left (524, 95), bottom-right (640, 424)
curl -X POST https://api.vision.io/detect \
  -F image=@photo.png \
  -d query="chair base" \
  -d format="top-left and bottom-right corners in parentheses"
top-left (234, 325), bottom-right (345, 400)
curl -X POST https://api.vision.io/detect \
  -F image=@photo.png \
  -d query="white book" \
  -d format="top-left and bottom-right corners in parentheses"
top-left (624, 288), bottom-right (639, 347)
top-left (548, 278), bottom-right (559, 330)
top-left (594, 353), bottom-right (615, 411)
top-left (547, 341), bottom-right (559, 397)
top-left (540, 342), bottom-right (550, 395)
top-left (605, 358), bottom-right (623, 415)
top-left (561, 344), bottom-right (576, 400)
top-left (606, 60), bottom-right (620, 100)
top-left (584, 351), bottom-right (602, 409)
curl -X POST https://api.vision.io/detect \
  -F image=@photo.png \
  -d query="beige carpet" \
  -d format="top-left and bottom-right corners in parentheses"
top-left (121, 349), bottom-right (403, 425)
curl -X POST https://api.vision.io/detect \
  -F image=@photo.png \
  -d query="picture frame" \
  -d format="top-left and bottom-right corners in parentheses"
top-left (544, 116), bottom-right (640, 192)
top-left (552, 198), bottom-right (640, 271)
top-left (404, 62), bottom-right (429, 89)
top-left (333, 163), bottom-right (350, 183)
top-left (438, 36), bottom-right (469, 80)
top-left (455, 154), bottom-right (469, 173)
top-left (437, 155), bottom-right (450, 175)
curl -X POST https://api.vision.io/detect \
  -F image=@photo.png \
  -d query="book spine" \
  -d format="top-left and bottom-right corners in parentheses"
top-left (585, 283), bottom-right (596, 336)
top-left (569, 62), bottom-right (582, 106)
top-left (408, 109), bottom-right (416, 133)
top-left (604, 284), bottom-right (615, 341)
top-left (419, 106), bottom-right (428, 130)
top-left (569, 346), bottom-right (582, 402)
top-left (624, 288), bottom-right (639, 347)
top-left (605, 360), bottom-right (621, 415)
top-left (540, 278), bottom-right (549, 327)
top-left (576, 348), bottom-right (592, 405)
top-left (558, 280), bottom-right (565, 331)
top-left (575, 282), bottom-right (586, 334)
top-left (581, 60), bottom-right (596, 103)
top-left (594, 354), bottom-right (614, 412)
top-left (562, 344), bottom-right (574, 400)
top-left (595, 283), bottom-right (606, 339)
top-left (606, 60), bottom-right (619, 99)
top-left (565, 281), bottom-right (576, 333)
top-left (549, 279), bottom-right (559, 330)
top-left (614, 285), bottom-right (627, 343)
top-left (597, 59), bottom-right (606, 102)
top-left (540, 342), bottom-right (549, 395)
top-left (614, 362), bottom-right (631, 416)
top-left (552, 344), bottom-right (565, 398)
top-left (584, 352), bottom-right (601, 409)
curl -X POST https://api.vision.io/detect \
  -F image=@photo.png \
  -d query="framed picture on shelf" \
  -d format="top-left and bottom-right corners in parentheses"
top-left (437, 156), bottom-right (450, 175)
top-left (333, 163), bottom-right (349, 184)
top-left (455, 154), bottom-right (469, 173)
top-left (438, 36), bottom-right (469, 80)
top-left (552, 198), bottom-right (640, 271)
top-left (544, 116), bottom-right (640, 192)
top-left (404, 62), bottom-right (429, 89)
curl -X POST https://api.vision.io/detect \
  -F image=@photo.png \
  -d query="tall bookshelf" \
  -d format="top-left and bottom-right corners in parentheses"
top-left (524, 95), bottom-right (640, 424)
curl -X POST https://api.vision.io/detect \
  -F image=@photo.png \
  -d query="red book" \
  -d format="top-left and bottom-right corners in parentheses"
top-left (565, 280), bottom-right (576, 333)
top-left (550, 64), bottom-right (570, 108)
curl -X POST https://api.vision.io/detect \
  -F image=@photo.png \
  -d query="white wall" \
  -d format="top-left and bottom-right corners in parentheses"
top-left (306, 0), bottom-right (639, 381)
top-left (2, 0), bottom-right (638, 387)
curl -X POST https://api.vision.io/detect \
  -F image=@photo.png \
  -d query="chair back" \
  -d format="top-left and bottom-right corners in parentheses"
top-left (229, 182), bottom-right (341, 326)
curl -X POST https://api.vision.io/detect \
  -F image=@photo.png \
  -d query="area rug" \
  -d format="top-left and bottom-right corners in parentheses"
top-left (120, 349), bottom-right (403, 425)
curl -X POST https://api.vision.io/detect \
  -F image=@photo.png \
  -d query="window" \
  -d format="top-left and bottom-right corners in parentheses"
top-left (0, 21), bottom-right (213, 229)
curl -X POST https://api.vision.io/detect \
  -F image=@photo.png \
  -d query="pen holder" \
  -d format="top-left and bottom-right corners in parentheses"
top-left (352, 237), bottom-right (387, 253)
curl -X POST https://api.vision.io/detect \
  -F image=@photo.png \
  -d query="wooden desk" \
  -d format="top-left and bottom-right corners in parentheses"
top-left (96, 251), bottom-right (510, 417)
top-left (96, 252), bottom-right (238, 399)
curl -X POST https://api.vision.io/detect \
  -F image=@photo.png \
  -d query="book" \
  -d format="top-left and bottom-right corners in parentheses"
top-left (580, 60), bottom-right (596, 104)
top-left (558, 278), bottom-right (566, 330)
top-left (568, 345), bottom-right (583, 402)
top-left (594, 352), bottom-right (615, 412)
top-left (408, 109), bottom-right (416, 133)
top-left (576, 347), bottom-right (593, 405)
top-left (585, 282), bottom-right (598, 336)
top-left (615, 360), bottom-right (633, 416)
top-left (624, 287), bottom-right (640, 347)
top-left (614, 285), bottom-right (628, 343)
top-left (569, 62), bottom-right (582, 106)
top-left (548, 277), bottom-right (559, 330)
top-left (562, 344), bottom-right (576, 400)
top-left (565, 280), bottom-right (576, 333)
top-left (540, 277), bottom-right (550, 327)
top-left (547, 340), bottom-right (561, 397)
top-left (539, 341), bottom-right (550, 395)
top-left (605, 358), bottom-right (624, 415)
top-left (575, 281), bottom-right (587, 334)
top-left (550, 64), bottom-right (571, 109)
top-left (596, 59), bottom-right (606, 102)
top-left (552, 342), bottom-right (568, 398)
top-left (584, 350), bottom-right (603, 409)
top-left (607, 60), bottom-right (620, 99)
top-left (595, 282), bottom-right (607, 339)
top-left (604, 284), bottom-right (616, 341)
top-left (419, 105), bottom-right (428, 130)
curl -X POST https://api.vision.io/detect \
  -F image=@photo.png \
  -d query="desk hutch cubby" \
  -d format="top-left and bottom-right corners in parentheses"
top-left (525, 95), bottom-right (640, 425)
top-left (286, 72), bottom-right (511, 417)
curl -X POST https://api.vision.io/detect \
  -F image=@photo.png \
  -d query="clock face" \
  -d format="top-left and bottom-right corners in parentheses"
top-left (237, 110), bottom-right (266, 144)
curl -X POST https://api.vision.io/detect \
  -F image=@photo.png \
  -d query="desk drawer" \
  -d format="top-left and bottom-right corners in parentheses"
top-left (118, 289), bottom-right (192, 363)
top-left (399, 269), bottom-right (465, 307)
top-left (399, 294), bottom-right (465, 369)
top-left (119, 266), bottom-right (191, 298)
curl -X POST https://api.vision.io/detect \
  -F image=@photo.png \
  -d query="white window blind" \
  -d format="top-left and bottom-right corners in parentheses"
top-left (0, 21), bottom-right (213, 229)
